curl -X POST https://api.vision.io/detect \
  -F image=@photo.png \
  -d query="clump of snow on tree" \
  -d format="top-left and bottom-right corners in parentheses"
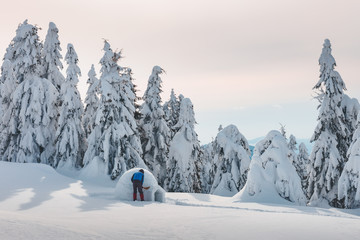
top-left (115, 168), bottom-right (165, 202)
top-left (234, 130), bottom-right (306, 205)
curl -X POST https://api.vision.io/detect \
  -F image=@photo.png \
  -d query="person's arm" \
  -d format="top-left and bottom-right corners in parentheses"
top-left (141, 174), bottom-right (144, 185)
top-left (131, 174), bottom-right (134, 183)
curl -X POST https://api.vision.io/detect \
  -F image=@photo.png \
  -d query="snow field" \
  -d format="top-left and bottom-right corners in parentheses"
top-left (0, 162), bottom-right (359, 240)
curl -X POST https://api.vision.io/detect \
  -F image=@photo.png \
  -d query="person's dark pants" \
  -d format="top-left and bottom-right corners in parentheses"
top-left (133, 180), bottom-right (144, 201)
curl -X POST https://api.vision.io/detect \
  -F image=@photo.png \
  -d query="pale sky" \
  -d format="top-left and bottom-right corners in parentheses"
top-left (1, 0), bottom-right (360, 144)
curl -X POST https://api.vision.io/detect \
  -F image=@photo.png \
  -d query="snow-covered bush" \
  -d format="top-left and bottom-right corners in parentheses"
top-left (233, 130), bottom-right (306, 205)
top-left (210, 124), bottom-right (251, 196)
top-left (115, 168), bottom-right (165, 202)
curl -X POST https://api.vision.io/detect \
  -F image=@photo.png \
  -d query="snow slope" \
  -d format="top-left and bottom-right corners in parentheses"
top-left (0, 162), bottom-right (359, 240)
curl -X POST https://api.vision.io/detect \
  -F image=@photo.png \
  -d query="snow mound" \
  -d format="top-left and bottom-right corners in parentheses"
top-left (114, 168), bottom-right (165, 202)
top-left (78, 156), bottom-right (114, 185)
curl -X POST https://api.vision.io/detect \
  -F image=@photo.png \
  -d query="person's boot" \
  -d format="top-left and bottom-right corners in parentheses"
top-left (140, 193), bottom-right (144, 201)
top-left (133, 193), bottom-right (137, 201)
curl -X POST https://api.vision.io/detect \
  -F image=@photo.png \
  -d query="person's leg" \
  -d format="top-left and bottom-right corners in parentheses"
top-left (138, 184), bottom-right (144, 201)
top-left (133, 182), bottom-right (137, 201)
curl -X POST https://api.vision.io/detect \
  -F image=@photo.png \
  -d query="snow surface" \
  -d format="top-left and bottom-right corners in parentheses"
top-left (0, 161), bottom-right (359, 240)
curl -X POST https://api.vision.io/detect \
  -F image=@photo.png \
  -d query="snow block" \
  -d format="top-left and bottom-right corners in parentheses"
top-left (114, 168), bottom-right (166, 203)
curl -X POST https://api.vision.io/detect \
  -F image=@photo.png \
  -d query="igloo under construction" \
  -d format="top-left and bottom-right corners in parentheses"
top-left (114, 168), bottom-right (166, 203)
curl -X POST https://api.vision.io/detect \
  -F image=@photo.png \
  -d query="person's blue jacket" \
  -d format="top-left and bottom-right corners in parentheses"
top-left (131, 172), bottom-right (144, 185)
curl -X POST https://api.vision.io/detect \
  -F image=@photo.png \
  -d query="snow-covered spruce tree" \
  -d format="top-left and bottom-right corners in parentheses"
top-left (168, 89), bottom-right (180, 129)
top-left (0, 22), bottom-right (23, 117)
top-left (42, 22), bottom-right (65, 91)
top-left (117, 66), bottom-right (144, 170)
top-left (297, 142), bottom-right (310, 196)
top-left (163, 100), bottom-right (170, 123)
top-left (287, 134), bottom-right (298, 176)
top-left (307, 39), bottom-right (350, 207)
top-left (288, 134), bottom-right (297, 152)
top-left (121, 67), bottom-right (142, 121)
top-left (139, 66), bottom-right (171, 186)
top-left (200, 142), bottom-right (215, 193)
top-left (234, 130), bottom-right (306, 205)
top-left (0, 20), bottom-right (58, 164)
top-left (4, 20), bottom-right (43, 84)
top-left (163, 89), bottom-right (181, 140)
top-left (288, 135), bottom-right (309, 196)
top-left (83, 41), bottom-right (145, 180)
top-left (54, 44), bottom-right (86, 170)
top-left (0, 60), bottom-right (17, 117)
top-left (166, 98), bottom-right (202, 193)
top-left (280, 124), bottom-right (287, 139)
top-left (218, 124), bottom-right (223, 132)
top-left (338, 114), bottom-right (360, 208)
top-left (210, 124), bottom-right (251, 196)
top-left (341, 95), bottom-right (360, 147)
top-left (287, 134), bottom-right (297, 169)
top-left (83, 64), bottom-right (100, 138)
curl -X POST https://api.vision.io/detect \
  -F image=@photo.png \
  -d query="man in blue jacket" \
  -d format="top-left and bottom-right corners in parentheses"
top-left (131, 169), bottom-right (144, 201)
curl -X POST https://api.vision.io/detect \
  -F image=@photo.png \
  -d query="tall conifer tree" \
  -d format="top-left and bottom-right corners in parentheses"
top-left (166, 98), bottom-right (202, 192)
top-left (83, 64), bottom-right (100, 138)
top-left (54, 44), bottom-right (86, 169)
top-left (139, 66), bottom-right (171, 186)
top-left (83, 41), bottom-right (145, 179)
top-left (0, 20), bottom-right (58, 164)
top-left (308, 39), bottom-right (349, 207)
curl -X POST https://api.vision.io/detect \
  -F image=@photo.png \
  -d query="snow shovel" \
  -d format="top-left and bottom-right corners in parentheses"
top-left (143, 186), bottom-right (150, 190)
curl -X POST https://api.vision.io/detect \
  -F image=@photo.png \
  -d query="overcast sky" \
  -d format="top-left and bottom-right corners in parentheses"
top-left (1, 0), bottom-right (360, 144)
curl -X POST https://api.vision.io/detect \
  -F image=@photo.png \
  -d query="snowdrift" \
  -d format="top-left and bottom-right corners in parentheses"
top-left (78, 156), bottom-right (114, 185)
top-left (114, 168), bottom-right (165, 202)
